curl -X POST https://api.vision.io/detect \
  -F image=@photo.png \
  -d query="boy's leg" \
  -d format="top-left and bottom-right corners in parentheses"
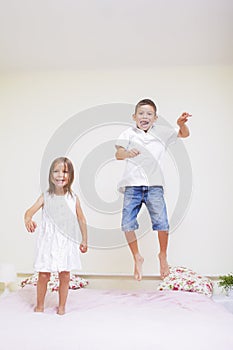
top-left (57, 271), bottom-right (70, 315)
top-left (146, 187), bottom-right (170, 279)
top-left (125, 231), bottom-right (144, 281)
top-left (122, 187), bottom-right (143, 281)
top-left (35, 272), bottom-right (51, 312)
top-left (158, 230), bottom-right (170, 279)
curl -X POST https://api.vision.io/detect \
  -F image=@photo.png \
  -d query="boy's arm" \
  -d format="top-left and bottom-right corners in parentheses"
top-left (115, 146), bottom-right (140, 159)
top-left (24, 194), bottom-right (44, 233)
top-left (177, 112), bottom-right (192, 138)
top-left (76, 196), bottom-right (88, 253)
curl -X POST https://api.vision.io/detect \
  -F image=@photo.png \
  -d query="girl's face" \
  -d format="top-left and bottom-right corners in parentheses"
top-left (51, 162), bottom-right (69, 190)
top-left (133, 104), bottom-right (157, 131)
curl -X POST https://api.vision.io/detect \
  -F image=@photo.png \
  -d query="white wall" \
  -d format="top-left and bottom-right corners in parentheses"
top-left (0, 65), bottom-right (233, 275)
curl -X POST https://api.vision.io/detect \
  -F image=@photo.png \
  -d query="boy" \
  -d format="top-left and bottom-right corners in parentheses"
top-left (115, 99), bottom-right (191, 280)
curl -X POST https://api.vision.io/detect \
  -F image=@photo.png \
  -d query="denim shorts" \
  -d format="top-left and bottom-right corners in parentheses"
top-left (121, 186), bottom-right (169, 232)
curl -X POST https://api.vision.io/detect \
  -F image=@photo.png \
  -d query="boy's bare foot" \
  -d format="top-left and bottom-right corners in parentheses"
top-left (57, 307), bottom-right (65, 315)
top-left (158, 253), bottom-right (170, 279)
top-left (134, 255), bottom-right (144, 281)
top-left (34, 306), bottom-right (44, 312)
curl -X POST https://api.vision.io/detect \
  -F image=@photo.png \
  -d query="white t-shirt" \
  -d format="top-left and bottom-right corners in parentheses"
top-left (115, 125), bottom-right (178, 193)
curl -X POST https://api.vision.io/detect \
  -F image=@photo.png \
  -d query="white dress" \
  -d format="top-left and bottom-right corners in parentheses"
top-left (34, 192), bottom-right (82, 272)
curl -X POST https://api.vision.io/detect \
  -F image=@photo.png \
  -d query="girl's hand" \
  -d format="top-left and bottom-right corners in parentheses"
top-left (80, 241), bottom-right (88, 253)
top-left (25, 219), bottom-right (37, 233)
top-left (177, 112), bottom-right (192, 127)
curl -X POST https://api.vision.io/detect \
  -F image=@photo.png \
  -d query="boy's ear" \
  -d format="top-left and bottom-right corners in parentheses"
top-left (132, 114), bottom-right (136, 121)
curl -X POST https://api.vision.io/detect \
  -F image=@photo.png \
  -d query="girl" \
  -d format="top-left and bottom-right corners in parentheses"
top-left (24, 157), bottom-right (88, 315)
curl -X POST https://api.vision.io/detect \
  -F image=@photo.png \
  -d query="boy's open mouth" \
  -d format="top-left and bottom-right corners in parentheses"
top-left (140, 120), bottom-right (150, 128)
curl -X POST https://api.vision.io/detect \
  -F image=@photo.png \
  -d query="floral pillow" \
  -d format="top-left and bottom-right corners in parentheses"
top-left (157, 266), bottom-right (213, 297)
top-left (20, 272), bottom-right (88, 292)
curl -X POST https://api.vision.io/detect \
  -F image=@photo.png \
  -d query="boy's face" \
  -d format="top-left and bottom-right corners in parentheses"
top-left (133, 104), bottom-right (157, 131)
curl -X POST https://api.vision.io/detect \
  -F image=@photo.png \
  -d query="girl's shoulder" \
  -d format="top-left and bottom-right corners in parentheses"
top-left (69, 191), bottom-right (82, 205)
top-left (66, 191), bottom-right (79, 202)
top-left (42, 191), bottom-right (58, 204)
top-left (42, 191), bottom-right (50, 200)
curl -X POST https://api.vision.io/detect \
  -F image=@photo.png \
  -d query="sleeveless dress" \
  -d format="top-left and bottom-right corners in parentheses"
top-left (34, 192), bottom-right (82, 272)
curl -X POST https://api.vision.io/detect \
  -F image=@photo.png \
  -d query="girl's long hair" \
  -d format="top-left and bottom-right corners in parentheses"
top-left (48, 157), bottom-right (74, 195)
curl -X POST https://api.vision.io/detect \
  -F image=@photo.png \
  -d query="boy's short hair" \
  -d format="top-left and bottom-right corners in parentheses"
top-left (135, 99), bottom-right (157, 115)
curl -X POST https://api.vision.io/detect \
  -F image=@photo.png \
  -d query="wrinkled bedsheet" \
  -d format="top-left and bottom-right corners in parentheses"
top-left (0, 287), bottom-right (233, 350)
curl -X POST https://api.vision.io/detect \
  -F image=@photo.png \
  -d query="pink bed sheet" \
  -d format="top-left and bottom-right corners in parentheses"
top-left (0, 287), bottom-right (233, 350)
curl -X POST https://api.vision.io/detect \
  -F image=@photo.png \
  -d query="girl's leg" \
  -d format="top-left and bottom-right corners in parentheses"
top-left (158, 230), bottom-right (170, 279)
top-left (57, 271), bottom-right (70, 315)
top-left (125, 231), bottom-right (144, 281)
top-left (35, 272), bottom-right (51, 312)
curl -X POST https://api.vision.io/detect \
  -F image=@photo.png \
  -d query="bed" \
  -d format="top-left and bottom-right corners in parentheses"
top-left (0, 286), bottom-right (233, 350)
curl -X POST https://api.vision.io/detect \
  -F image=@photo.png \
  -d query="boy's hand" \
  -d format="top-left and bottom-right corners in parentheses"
top-left (25, 219), bottom-right (37, 233)
top-left (127, 148), bottom-right (140, 158)
top-left (177, 112), bottom-right (192, 127)
top-left (80, 241), bottom-right (88, 253)
top-left (115, 146), bottom-right (140, 160)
